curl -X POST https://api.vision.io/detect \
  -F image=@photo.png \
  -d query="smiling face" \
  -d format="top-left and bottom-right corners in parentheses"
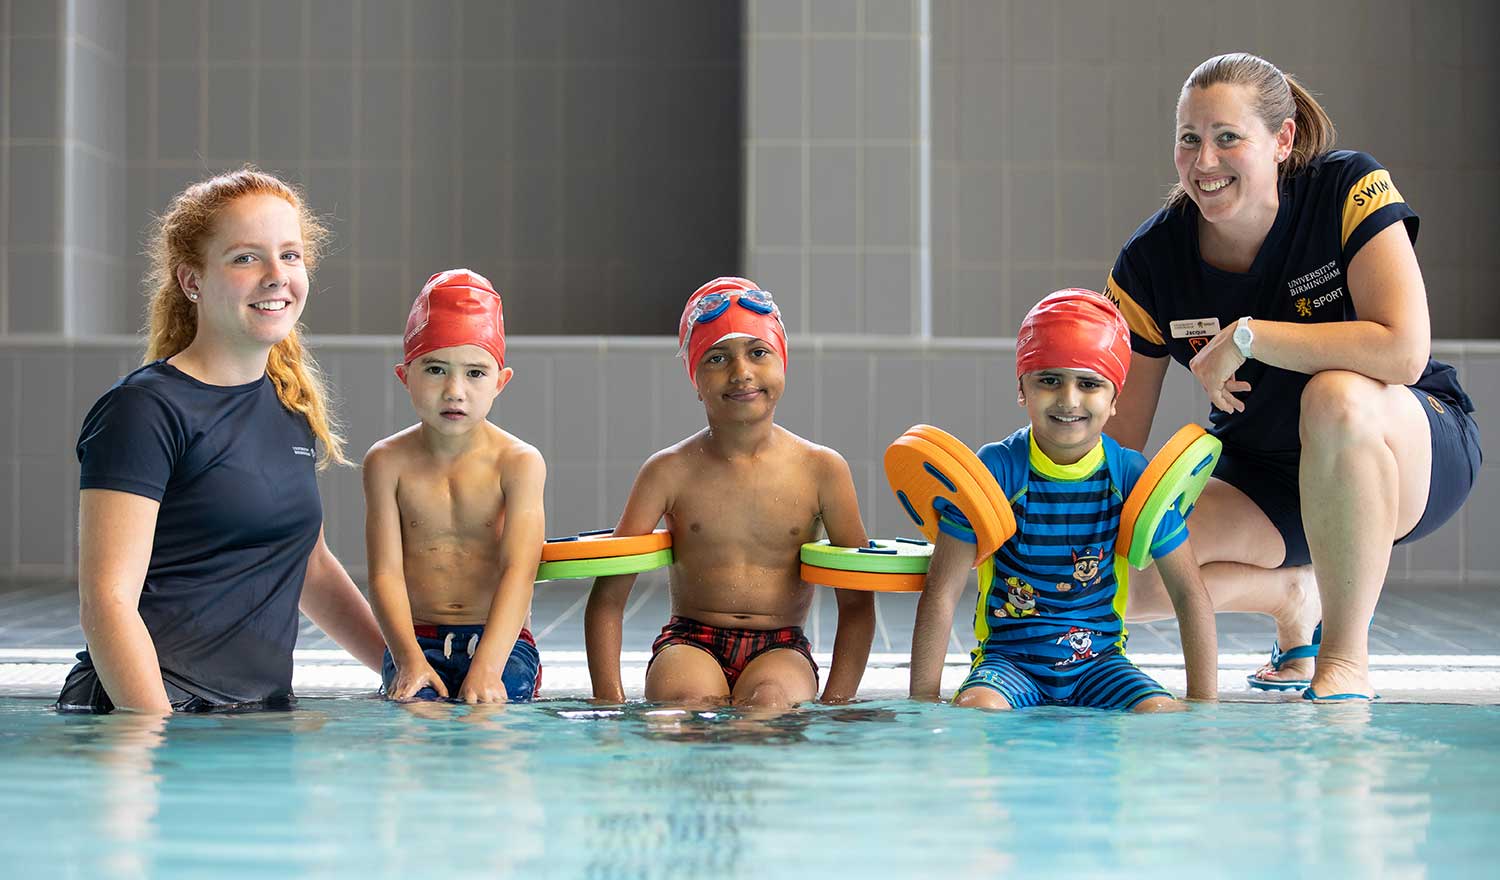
top-left (692, 335), bottom-right (785, 425)
top-left (1174, 83), bottom-right (1293, 233)
top-left (177, 193), bottom-right (310, 355)
top-left (397, 344), bottom-right (513, 437)
top-left (1019, 368), bottom-right (1116, 464)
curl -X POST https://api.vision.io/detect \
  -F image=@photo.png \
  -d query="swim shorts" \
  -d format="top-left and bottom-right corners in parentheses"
top-left (649, 616), bottom-right (818, 690)
top-left (1212, 386), bottom-right (1481, 568)
top-left (380, 624), bottom-right (541, 702)
top-left (956, 649), bottom-right (1171, 710)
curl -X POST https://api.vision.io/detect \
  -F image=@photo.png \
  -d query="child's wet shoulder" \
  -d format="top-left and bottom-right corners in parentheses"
top-left (363, 424), bottom-right (424, 466)
top-left (785, 429), bottom-right (853, 474)
top-left (647, 430), bottom-right (713, 467)
top-left (490, 424), bottom-right (541, 459)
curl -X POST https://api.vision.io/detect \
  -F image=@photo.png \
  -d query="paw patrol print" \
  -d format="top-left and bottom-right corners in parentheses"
top-left (1055, 627), bottom-right (1098, 666)
top-left (1071, 547), bottom-right (1102, 589)
top-left (998, 576), bottom-right (1039, 618)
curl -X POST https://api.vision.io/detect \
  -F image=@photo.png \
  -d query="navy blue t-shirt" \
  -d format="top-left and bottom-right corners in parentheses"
top-left (65, 361), bottom-right (323, 708)
top-left (1104, 150), bottom-right (1474, 455)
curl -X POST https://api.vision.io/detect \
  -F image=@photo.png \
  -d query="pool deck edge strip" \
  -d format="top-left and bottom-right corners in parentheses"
top-left (7, 648), bottom-right (1500, 669)
top-left (3, 664), bottom-right (1499, 699)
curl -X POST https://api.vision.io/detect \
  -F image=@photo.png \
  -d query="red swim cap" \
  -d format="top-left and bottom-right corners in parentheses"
top-left (402, 269), bottom-right (506, 368)
top-left (1015, 288), bottom-right (1130, 392)
top-left (677, 276), bottom-right (788, 384)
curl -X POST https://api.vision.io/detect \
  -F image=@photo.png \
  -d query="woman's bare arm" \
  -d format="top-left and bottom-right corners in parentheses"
top-left (1109, 353), bottom-right (1168, 453)
top-left (300, 527), bottom-right (387, 672)
top-left (77, 489), bottom-right (172, 713)
top-left (1190, 223), bottom-right (1431, 409)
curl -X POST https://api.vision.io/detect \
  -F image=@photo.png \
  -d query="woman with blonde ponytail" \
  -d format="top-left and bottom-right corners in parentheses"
top-left (1102, 53), bottom-right (1480, 701)
top-left (59, 167), bottom-right (386, 713)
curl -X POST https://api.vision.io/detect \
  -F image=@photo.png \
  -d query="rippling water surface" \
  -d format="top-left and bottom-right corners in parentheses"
top-left (2, 696), bottom-right (1496, 878)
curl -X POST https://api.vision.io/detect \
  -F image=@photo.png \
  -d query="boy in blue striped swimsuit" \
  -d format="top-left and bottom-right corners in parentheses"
top-left (909, 289), bottom-right (1218, 712)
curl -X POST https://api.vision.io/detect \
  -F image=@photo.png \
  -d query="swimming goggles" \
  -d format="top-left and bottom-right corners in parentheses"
top-left (677, 289), bottom-right (784, 358)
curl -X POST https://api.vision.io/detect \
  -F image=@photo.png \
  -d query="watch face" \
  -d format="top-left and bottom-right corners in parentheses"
top-left (1234, 324), bottom-right (1252, 356)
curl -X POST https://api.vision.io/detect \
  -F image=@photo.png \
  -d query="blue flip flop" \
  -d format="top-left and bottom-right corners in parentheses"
top-left (1303, 687), bottom-right (1378, 702)
top-left (1246, 622), bottom-right (1322, 691)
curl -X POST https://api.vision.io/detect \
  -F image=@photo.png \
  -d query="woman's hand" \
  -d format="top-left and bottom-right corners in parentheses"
top-left (1188, 327), bottom-right (1253, 413)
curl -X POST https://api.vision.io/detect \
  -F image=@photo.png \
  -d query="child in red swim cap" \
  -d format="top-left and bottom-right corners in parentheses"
top-left (909, 288), bottom-right (1218, 714)
top-left (676, 276), bottom-right (788, 385)
top-left (1015, 287), bottom-right (1131, 398)
top-left (365, 268), bottom-right (547, 705)
top-left (1013, 287), bottom-right (1132, 463)
top-left (586, 277), bottom-right (876, 707)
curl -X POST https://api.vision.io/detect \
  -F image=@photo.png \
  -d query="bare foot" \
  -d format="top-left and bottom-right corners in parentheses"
top-left (1249, 566), bottom-right (1321, 686)
top-left (1306, 654), bottom-right (1373, 701)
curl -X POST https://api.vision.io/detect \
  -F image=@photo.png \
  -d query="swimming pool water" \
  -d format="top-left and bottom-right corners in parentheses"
top-left (2, 696), bottom-right (1496, 878)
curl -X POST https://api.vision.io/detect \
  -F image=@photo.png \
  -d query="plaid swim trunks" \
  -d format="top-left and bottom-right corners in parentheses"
top-left (649, 616), bottom-right (818, 690)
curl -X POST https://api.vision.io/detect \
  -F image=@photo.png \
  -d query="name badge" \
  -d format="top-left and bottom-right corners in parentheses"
top-left (1169, 318), bottom-right (1221, 339)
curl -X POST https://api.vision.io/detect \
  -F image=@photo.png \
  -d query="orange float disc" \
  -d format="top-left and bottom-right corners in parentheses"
top-left (883, 433), bottom-right (1009, 567)
top-left (905, 424), bottom-right (1017, 544)
top-left (799, 563), bottom-right (926, 592)
top-left (885, 434), bottom-right (1000, 549)
top-left (541, 528), bottom-right (672, 562)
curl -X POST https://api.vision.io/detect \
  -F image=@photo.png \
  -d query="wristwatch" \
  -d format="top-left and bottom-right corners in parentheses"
top-left (1232, 316), bottom-right (1254, 360)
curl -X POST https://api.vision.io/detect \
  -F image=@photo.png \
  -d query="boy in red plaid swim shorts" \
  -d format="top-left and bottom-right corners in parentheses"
top-left (585, 277), bottom-right (875, 708)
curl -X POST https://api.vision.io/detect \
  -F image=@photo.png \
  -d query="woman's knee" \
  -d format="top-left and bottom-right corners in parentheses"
top-left (1299, 370), bottom-right (1386, 449)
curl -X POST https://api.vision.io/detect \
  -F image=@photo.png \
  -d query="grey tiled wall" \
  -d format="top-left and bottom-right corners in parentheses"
top-left (37, 0), bottom-right (743, 338)
top-left (1, 335), bottom-right (1493, 585)
top-left (744, 0), bottom-right (928, 336)
top-left (930, 0), bottom-right (1500, 339)
top-left (13, 0), bottom-right (1498, 342)
top-left (2, 0), bottom-right (129, 336)
top-left (4, 0), bottom-right (1497, 586)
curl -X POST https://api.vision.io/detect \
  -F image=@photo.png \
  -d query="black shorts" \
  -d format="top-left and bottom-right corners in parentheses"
top-left (1212, 386), bottom-right (1481, 568)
